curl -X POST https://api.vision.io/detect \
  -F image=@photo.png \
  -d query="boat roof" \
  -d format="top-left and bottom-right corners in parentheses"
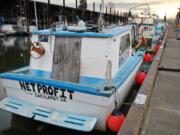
top-left (32, 25), bottom-right (132, 38)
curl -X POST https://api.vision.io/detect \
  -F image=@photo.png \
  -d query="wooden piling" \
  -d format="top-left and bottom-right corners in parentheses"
top-left (114, 9), bottom-right (116, 24)
top-left (75, 0), bottom-right (78, 15)
top-left (63, 0), bottom-right (65, 24)
top-left (117, 10), bottom-right (119, 24)
top-left (47, 0), bottom-right (51, 27)
top-left (25, 0), bottom-right (30, 33)
top-left (109, 7), bottom-right (111, 24)
top-left (105, 6), bottom-right (107, 24)
top-left (93, 2), bottom-right (95, 23)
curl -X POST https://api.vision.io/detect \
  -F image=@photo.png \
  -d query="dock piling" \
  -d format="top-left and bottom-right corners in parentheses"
top-left (25, 0), bottom-right (30, 33)
top-left (47, 0), bottom-right (51, 27)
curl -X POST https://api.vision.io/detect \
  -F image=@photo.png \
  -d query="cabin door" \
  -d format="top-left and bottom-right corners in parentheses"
top-left (51, 37), bottom-right (82, 83)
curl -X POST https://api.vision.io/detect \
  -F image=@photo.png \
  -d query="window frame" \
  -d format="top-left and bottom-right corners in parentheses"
top-left (38, 35), bottom-right (49, 42)
top-left (119, 34), bottom-right (130, 56)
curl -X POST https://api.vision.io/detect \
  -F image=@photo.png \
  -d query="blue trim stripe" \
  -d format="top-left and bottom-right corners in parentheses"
top-left (53, 31), bottom-right (113, 38)
top-left (0, 73), bottom-right (110, 97)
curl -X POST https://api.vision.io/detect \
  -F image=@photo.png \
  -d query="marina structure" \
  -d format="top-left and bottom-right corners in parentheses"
top-left (0, 0), bottom-right (128, 36)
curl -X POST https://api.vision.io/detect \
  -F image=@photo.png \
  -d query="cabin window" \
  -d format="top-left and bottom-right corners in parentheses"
top-left (119, 34), bottom-right (130, 56)
top-left (119, 34), bottom-right (130, 67)
top-left (38, 35), bottom-right (48, 42)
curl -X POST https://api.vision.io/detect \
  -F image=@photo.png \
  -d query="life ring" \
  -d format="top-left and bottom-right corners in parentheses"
top-left (30, 42), bottom-right (45, 59)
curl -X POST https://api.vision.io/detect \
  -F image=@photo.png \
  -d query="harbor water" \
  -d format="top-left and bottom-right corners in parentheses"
top-left (0, 36), bottom-right (30, 73)
top-left (0, 36), bottom-right (29, 134)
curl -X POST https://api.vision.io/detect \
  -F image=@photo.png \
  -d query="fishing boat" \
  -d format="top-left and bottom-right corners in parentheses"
top-left (0, 22), bottom-right (145, 132)
top-left (129, 4), bottom-right (166, 50)
top-left (176, 8), bottom-right (180, 40)
top-left (139, 17), bottom-right (158, 47)
top-left (0, 16), bottom-right (36, 36)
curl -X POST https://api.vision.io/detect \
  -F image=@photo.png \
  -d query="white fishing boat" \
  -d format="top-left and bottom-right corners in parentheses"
top-left (0, 24), bottom-right (17, 35)
top-left (0, 23), bottom-right (145, 132)
top-left (0, 17), bottom-right (36, 36)
top-left (129, 4), bottom-right (166, 49)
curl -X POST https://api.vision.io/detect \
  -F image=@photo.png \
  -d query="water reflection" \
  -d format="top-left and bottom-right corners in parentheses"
top-left (0, 36), bottom-right (30, 73)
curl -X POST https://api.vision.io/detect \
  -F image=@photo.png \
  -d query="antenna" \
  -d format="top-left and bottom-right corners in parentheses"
top-left (129, 3), bottom-right (150, 15)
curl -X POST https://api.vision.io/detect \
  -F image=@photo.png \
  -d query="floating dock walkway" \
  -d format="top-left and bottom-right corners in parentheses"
top-left (118, 26), bottom-right (180, 135)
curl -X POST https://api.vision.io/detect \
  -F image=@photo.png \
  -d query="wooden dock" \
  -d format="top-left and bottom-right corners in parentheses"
top-left (118, 26), bottom-right (180, 135)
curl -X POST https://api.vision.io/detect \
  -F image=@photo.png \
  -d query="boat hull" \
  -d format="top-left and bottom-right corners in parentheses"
top-left (0, 57), bottom-right (142, 131)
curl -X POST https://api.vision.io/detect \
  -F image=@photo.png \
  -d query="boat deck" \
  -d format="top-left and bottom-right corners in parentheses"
top-left (118, 26), bottom-right (180, 135)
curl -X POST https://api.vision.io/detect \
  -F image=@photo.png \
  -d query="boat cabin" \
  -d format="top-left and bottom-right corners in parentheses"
top-left (30, 26), bottom-right (133, 89)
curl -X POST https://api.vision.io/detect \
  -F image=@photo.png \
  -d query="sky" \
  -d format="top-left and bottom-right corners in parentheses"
top-left (32, 0), bottom-right (180, 19)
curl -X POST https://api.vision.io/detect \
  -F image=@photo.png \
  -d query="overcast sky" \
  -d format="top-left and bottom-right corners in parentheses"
top-left (32, 0), bottom-right (180, 19)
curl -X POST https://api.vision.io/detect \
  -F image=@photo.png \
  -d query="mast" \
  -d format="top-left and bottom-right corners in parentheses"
top-left (25, 0), bottom-right (30, 33)
top-left (34, 1), bottom-right (38, 29)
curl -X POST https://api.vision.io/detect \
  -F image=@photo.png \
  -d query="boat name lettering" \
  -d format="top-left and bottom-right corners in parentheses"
top-left (19, 81), bottom-right (74, 102)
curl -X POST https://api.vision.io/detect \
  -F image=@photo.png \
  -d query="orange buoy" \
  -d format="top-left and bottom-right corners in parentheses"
top-left (143, 53), bottom-right (152, 63)
top-left (135, 71), bottom-right (146, 85)
top-left (106, 112), bottom-right (125, 132)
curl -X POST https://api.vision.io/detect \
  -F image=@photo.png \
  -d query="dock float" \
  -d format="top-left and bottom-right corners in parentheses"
top-left (118, 26), bottom-right (180, 135)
